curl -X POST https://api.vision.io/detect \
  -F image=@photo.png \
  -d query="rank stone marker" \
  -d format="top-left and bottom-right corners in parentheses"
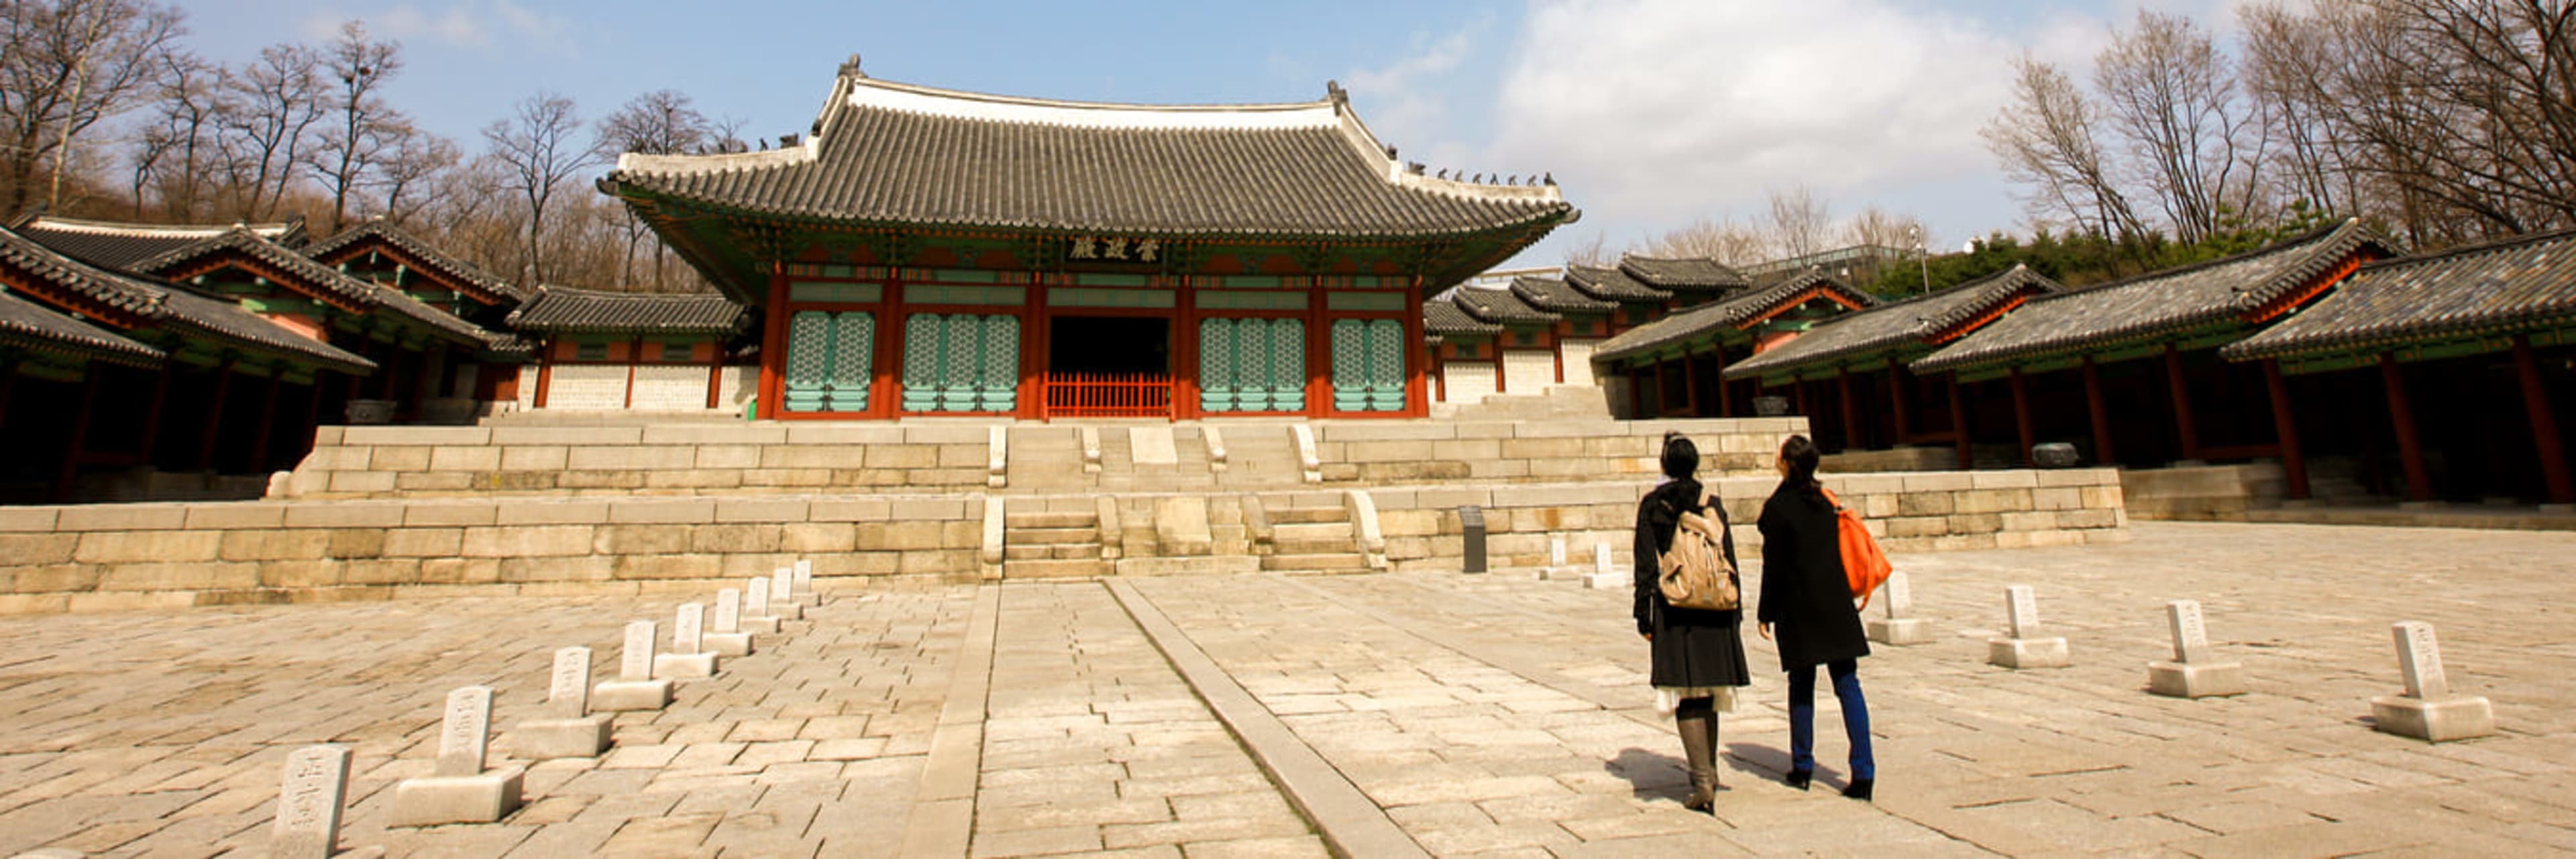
top-left (2371, 620), bottom-right (2497, 742)
top-left (654, 603), bottom-right (719, 680)
top-left (1580, 541), bottom-right (1623, 589)
top-left (2147, 599), bottom-right (2246, 698)
top-left (792, 559), bottom-right (820, 605)
top-left (511, 647), bottom-right (612, 760)
top-left (1866, 569), bottom-right (1932, 646)
top-left (1988, 584), bottom-right (2070, 668)
top-left (741, 577), bottom-right (783, 634)
top-left (271, 744), bottom-right (352, 859)
top-left (592, 620), bottom-right (673, 711)
top-left (389, 686), bottom-right (524, 827)
top-left (766, 568), bottom-right (804, 621)
top-left (705, 587), bottom-right (756, 657)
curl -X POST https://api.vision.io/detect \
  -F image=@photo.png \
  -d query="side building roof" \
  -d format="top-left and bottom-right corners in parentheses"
top-left (1725, 264), bottom-right (2062, 380)
top-left (133, 227), bottom-right (498, 348)
top-left (1563, 264), bottom-right (1670, 303)
top-left (1591, 268), bottom-right (1877, 365)
top-left (2224, 227), bottom-right (2576, 364)
top-left (0, 225), bottom-right (372, 373)
top-left (1915, 219), bottom-right (2398, 374)
top-left (303, 219), bottom-right (528, 304)
top-left (11, 215), bottom-right (303, 270)
top-left (1509, 276), bottom-right (1616, 313)
top-left (1618, 254), bottom-right (1747, 293)
top-left (0, 287), bottom-right (164, 366)
top-left (505, 287), bottom-right (753, 336)
top-left (1423, 297), bottom-right (1501, 339)
top-left (1449, 283), bottom-right (1560, 326)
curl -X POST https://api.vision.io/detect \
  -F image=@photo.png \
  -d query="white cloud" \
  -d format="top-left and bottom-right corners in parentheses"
top-left (1492, 0), bottom-right (2019, 233)
top-left (301, 1), bottom-right (576, 54)
top-left (1342, 20), bottom-right (1491, 174)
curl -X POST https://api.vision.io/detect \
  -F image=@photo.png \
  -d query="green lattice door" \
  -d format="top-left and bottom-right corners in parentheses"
top-left (784, 311), bottom-right (875, 413)
top-left (1197, 317), bottom-right (1304, 412)
top-left (901, 313), bottom-right (1020, 413)
top-left (1330, 318), bottom-right (1407, 411)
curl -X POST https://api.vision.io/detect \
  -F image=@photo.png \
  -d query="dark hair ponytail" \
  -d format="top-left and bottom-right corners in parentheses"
top-left (1660, 432), bottom-right (1699, 480)
top-left (1780, 434), bottom-right (1825, 499)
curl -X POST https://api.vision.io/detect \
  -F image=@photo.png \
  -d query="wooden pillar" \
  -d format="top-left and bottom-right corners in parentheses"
top-left (1681, 348), bottom-right (1701, 415)
top-left (2261, 360), bottom-right (2311, 500)
top-left (533, 346), bottom-right (555, 409)
top-left (1401, 276), bottom-right (1428, 418)
top-left (2008, 367), bottom-right (2035, 466)
top-left (2381, 355), bottom-right (2434, 503)
top-left (1837, 368), bottom-right (1860, 452)
top-left (2513, 336), bottom-right (2575, 505)
top-left (1712, 346), bottom-right (1731, 417)
top-left (197, 361), bottom-right (237, 472)
top-left (1792, 376), bottom-right (1809, 417)
top-left (376, 342), bottom-right (400, 399)
top-left (135, 364), bottom-right (172, 465)
top-left (53, 366), bottom-right (99, 502)
top-left (290, 372), bottom-right (325, 468)
top-left (248, 370), bottom-right (282, 474)
top-left (2082, 357), bottom-right (2114, 466)
top-left (706, 346), bottom-right (725, 411)
top-left (1948, 372), bottom-right (1972, 470)
top-left (2163, 346), bottom-right (2202, 460)
top-left (1650, 356), bottom-right (1669, 416)
top-left (623, 337), bottom-right (641, 410)
top-left (1886, 358), bottom-right (1910, 440)
top-left (757, 262), bottom-right (789, 420)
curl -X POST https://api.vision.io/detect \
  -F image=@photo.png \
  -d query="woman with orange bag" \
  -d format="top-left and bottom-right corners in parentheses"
top-left (1756, 434), bottom-right (1875, 801)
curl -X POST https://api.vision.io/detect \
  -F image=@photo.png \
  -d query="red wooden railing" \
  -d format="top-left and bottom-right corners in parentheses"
top-left (1045, 372), bottom-right (1172, 419)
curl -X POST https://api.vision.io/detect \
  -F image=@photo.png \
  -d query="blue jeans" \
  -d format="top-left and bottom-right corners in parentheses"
top-left (1787, 659), bottom-right (1874, 780)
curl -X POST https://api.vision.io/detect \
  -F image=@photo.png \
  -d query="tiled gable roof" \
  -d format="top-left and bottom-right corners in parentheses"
top-left (0, 225), bottom-right (371, 372)
top-left (1563, 264), bottom-right (1670, 302)
top-left (1590, 268), bottom-right (1876, 364)
top-left (504, 287), bottom-right (751, 335)
top-left (603, 74), bottom-right (1572, 240)
top-left (0, 288), bottom-right (163, 366)
top-left (303, 219), bottom-right (527, 303)
top-left (1509, 276), bottom-right (1616, 313)
top-left (1725, 264), bottom-right (2061, 378)
top-left (12, 215), bottom-right (303, 270)
top-left (2223, 228), bottom-right (2576, 362)
top-left (1618, 254), bottom-right (1747, 291)
top-left (135, 227), bottom-right (498, 348)
top-left (1915, 219), bottom-right (2398, 373)
top-left (1423, 297), bottom-right (1501, 336)
top-left (1449, 283), bottom-right (1560, 325)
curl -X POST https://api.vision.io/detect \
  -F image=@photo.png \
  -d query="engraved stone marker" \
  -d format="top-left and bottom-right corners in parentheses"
top-left (2394, 620), bottom-right (2447, 699)
top-left (748, 576), bottom-right (771, 609)
top-left (1550, 536), bottom-right (1568, 569)
top-left (714, 589), bottom-right (742, 634)
top-left (674, 603), bottom-right (704, 656)
top-left (435, 686), bottom-right (492, 778)
top-left (771, 568), bottom-right (793, 603)
top-left (2005, 585), bottom-right (2039, 638)
top-left (1594, 543), bottom-right (1613, 574)
top-left (620, 621), bottom-right (655, 682)
top-left (549, 647), bottom-right (591, 719)
top-left (1884, 570), bottom-right (1913, 618)
top-left (1865, 569), bottom-right (1929, 646)
top-left (2168, 600), bottom-right (2211, 664)
top-left (272, 744), bottom-right (352, 859)
top-left (793, 559), bottom-right (814, 596)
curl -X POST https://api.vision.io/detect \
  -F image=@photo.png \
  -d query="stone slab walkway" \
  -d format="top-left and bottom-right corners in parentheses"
top-left (1, 521), bottom-right (2571, 857)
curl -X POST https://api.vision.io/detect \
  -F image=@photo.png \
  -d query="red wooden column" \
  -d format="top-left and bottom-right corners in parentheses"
top-left (1792, 377), bottom-right (1809, 418)
top-left (2008, 367), bottom-right (2035, 466)
top-left (533, 344), bottom-right (555, 409)
top-left (623, 337), bottom-right (641, 409)
top-left (2513, 336), bottom-right (2575, 505)
top-left (2262, 359), bottom-right (2312, 500)
top-left (1681, 348), bottom-right (1701, 415)
top-left (197, 360), bottom-right (238, 472)
top-left (247, 370), bottom-right (283, 473)
top-left (2163, 346), bottom-right (2202, 460)
top-left (756, 262), bottom-right (790, 420)
top-left (2381, 355), bottom-right (2434, 503)
top-left (53, 366), bottom-right (100, 502)
top-left (2081, 357), bottom-right (2114, 466)
top-left (1650, 356), bottom-right (1670, 416)
top-left (1886, 358), bottom-right (1911, 440)
top-left (1948, 372), bottom-right (1972, 469)
top-left (1837, 368), bottom-right (1860, 452)
top-left (1711, 345), bottom-right (1731, 417)
top-left (135, 365), bottom-right (172, 465)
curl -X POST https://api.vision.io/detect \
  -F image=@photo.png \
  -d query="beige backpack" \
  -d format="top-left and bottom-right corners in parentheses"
top-left (1657, 490), bottom-right (1739, 611)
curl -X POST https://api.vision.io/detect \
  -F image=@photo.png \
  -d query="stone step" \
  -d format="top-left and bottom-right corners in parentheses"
top-left (1269, 507), bottom-right (1344, 524)
top-left (1006, 511), bottom-right (1095, 529)
top-left (1273, 522), bottom-right (1352, 542)
top-left (1273, 537), bottom-right (1355, 556)
top-left (1006, 542), bottom-right (1101, 561)
top-left (1260, 553), bottom-right (1370, 572)
top-left (1115, 556), bottom-right (1263, 576)
top-left (1003, 558), bottom-right (1112, 579)
top-left (1006, 526), bottom-right (1099, 544)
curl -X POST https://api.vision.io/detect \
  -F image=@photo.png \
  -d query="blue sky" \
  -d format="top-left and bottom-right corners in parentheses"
top-left (170, 0), bottom-right (2237, 267)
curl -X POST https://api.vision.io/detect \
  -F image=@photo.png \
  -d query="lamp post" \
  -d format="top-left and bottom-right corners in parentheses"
top-left (1911, 225), bottom-right (1931, 295)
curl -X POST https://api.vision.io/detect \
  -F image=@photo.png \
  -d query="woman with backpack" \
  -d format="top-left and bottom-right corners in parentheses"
top-left (1631, 432), bottom-right (1750, 813)
top-left (1756, 434), bottom-right (1876, 801)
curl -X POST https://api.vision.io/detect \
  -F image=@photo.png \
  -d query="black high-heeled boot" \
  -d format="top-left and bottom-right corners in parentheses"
top-left (1784, 768), bottom-right (1813, 791)
top-left (1842, 777), bottom-right (1873, 801)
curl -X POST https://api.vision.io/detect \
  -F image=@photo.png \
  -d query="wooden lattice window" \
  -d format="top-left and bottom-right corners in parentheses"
top-left (900, 313), bottom-right (1018, 413)
top-left (1330, 319), bottom-right (1406, 412)
top-left (784, 311), bottom-right (874, 412)
top-left (1197, 317), bottom-right (1305, 412)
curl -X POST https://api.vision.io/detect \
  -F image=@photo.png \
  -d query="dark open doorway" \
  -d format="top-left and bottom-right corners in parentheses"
top-left (1050, 315), bottom-right (1170, 375)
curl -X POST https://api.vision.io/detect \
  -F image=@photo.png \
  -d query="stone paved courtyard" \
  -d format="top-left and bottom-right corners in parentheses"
top-left (4, 521), bottom-right (2575, 857)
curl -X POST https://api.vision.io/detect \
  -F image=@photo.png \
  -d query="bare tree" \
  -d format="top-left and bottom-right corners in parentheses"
top-left (1641, 216), bottom-right (1769, 266)
top-left (0, 0), bottom-right (186, 214)
top-left (1841, 206), bottom-right (1925, 252)
top-left (368, 123), bottom-right (453, 223)
top-left (1983, 53), bottom-right (2147, 240)
top-left (1561, 232), bottom-right (1612, 268)
top-left (303, 20), bottom-right (402, 232)
top-left (595, 89), bottom-right (715, 289)
top-left (482, 91), bottom-right (599, 286)
top-left (1765, 185), bottom-right (1832, 260)
top-left (2239, 3), bottom-right (2363, 220)
top-left (128, 48), bottom-right (220, 218)
top-left (2092, 11), bottom-right (2256, 245)
top-left (215, 42), bottom-right (325, 218)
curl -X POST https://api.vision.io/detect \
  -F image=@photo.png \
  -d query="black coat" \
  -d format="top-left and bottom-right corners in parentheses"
top-left (1632, 478), bottom-right (1752, 689)
top-left (1756, 481), bottom-right (1870, 672)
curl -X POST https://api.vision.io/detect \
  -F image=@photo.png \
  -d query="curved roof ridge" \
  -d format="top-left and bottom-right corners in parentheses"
top-left (2020, 218), bottom-right (2372, 305)
top-left (2355, 223), bottom-right (2576, 272)
top-left (21, 215), bottom-right (300, 238)
top-left (851, 75), bottom-right (1337, 124)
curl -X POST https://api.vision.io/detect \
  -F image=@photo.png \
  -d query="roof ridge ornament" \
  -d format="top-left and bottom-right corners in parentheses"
top-left (841, 53), bottom-right (865, 78)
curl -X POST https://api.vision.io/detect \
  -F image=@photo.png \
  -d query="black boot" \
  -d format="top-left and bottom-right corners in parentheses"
top-left (1784, 768), bottom-right (1813, 791)
top-left (1842, 777), bottom-right (1873, 801)
top-left (1676, 711), bottom-right (1717, 812)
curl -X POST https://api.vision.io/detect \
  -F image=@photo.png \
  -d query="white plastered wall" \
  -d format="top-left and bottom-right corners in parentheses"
top-left (717, 366), bottom-right (759, 412)
top-left (543, 365), bottom-right (628, 410)
top-left (1442, 362), bottom-right (1497, 404)
top-left (1501, 350), bottom-right (1555, 395)
top-left (630, 365), bottom-right (713, 411)
top-left (1557, 338), bottom-right (1599, 387)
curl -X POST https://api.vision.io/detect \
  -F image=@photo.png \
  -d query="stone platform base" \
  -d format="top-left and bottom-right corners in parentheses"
top-left (653, 652), bottom-right (718, 680)
top-left (1868, 617), bottom-right (1932, 646)
top-left (1581, 572), bottom-right (1623, 590)
top-left (1989, 636), bottom-right (2070, 669)
top-left (389, 768), bottom-right (524, 827)
top-left (766, 603), bottom-right (804, 621)
top-left (592, 679), bottom-right (671, 711)
top-left (2371, 694), bottom-right (2497, 742)
top-left (2148, 660), bottom-right (2246, 698)
top-left (508, 715), bottom-right (612, 760)
top-left (739, 616), bottom-right (782, 634)
top-left (704, 631), bottom-right (755, 657)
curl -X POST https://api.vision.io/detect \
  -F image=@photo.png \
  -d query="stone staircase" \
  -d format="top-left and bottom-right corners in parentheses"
top-left (1253, 502), bottom-right (1373, 574)
top-left (1002, 509), bottom-right (1110, 579)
